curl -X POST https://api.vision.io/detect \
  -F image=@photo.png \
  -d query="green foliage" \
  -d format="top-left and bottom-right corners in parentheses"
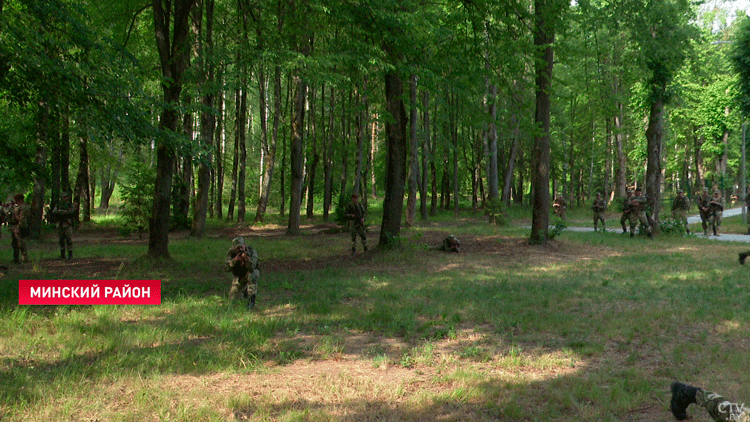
top-left (731, 15), bottom-right (750, 118)
top-left (547, 216), bottom-right (567, 240)
top-left (119, 162), bottom-right (154, 238)
top-left (484, 198), bottom-right (509, 226)
top-left (658, 216), bottom-right (688, 236)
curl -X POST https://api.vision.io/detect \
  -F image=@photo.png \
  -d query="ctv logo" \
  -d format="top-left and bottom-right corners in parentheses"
top-left (18, 280), bottom-right (161, 305)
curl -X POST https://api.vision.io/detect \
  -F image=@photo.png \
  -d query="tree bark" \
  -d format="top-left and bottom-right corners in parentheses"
top-left (192, 0), bottom-right (214, 237)
top-left (529, 0), bottom-right (558, 245)
top-left (287, 74), bottom-right (307, 234)
top-left (149, 0), bottom-right (195, 259)
top-left (74, 133), bottom-right (90, 222)
top-left (645, 95), bottom-right (664, 233)
top-left (405, 74), bottom-right (418, 227)
top-left (379, 69), bottom-right (408, 247)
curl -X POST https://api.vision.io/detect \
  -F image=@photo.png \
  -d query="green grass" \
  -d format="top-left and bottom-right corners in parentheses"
top-left (1, 206), bottom-right (750, 421)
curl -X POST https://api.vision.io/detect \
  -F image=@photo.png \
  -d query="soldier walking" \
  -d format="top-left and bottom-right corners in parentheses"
top-left (708, 190), bottom-right (724, 236)
top-left (628, 187), bottom-right (652, 238)
top-left (620, 190), bottom-right (634, 233)
top-left (52, 191), bottom-right (76, 260)
top-left (552, 194), bottom-right (567, 220)
top-left (591, 193), bottom-right (606, 232)
top-left (8, 194), bottom-right (30, 263)
top-left (671, 189), bottom-right (690, 234)
top-left (225, 237), bottom-right (260, 309)
top-left (344, 193), bottom-right (367, 254)
top-left (698, 188), bottom-right (711, 236)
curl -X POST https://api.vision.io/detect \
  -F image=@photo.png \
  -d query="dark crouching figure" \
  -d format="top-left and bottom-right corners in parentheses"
top-left (225, 237), bottom-right (260, 309)
top-left (440, 235), bottom-right (461, 252)
top-left (9, 193), bottom-right (30, 264)
top-left (671, 381), bottom-right (750, 421)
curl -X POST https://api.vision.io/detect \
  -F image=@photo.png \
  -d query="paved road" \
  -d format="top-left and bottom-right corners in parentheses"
top-left (566, 206), bottom-right (750, 243)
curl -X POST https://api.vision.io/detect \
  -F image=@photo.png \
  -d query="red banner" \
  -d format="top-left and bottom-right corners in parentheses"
top-left (18, 280), bottom-right (161, 305)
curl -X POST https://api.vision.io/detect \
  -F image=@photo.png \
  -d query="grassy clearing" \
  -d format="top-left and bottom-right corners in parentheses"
top-left (1, 209), bottom-right (749, 421)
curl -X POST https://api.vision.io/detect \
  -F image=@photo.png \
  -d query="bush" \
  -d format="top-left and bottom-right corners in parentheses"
top-left (548, 216), bottom-right (566, 239)
top-left (484, 198), bottom-right (509, 226)
top-left (120, 162), bottom-right (154, 238)
top-left (658, 217), bottom-right (688, 235)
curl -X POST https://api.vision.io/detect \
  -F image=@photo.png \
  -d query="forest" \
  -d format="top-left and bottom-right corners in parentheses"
top-left (2, 0), bottom-right (750, 256)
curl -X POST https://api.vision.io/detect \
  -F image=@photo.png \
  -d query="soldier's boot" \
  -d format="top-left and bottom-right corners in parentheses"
top-left (713, 227), bottom-right (718, 236)
top-left (363, 242), bottom-right (368, 252)
top-left (12, 251), bottom-right (19, 264)
top-left (68, 250), bottom-right (72, 260)
top-left (739, 253), bottom-right (748, 265)
top-left (352, 246), bottom-right (356, 255)
top-left (670, 381), bottom-right (699, 421)
top-left (247, 294), bottom-right (256, 310)
top-left (704, 229), bottom-right (708, 236)
top-left (686, 227), bottom-right (690, 234)
top-left (622, 225), bottom-right (627, 233)
top-left (60, 250), bottom-right (66, 260)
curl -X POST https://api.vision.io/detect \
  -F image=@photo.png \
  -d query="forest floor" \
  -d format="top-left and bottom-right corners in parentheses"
top-left (2, 214), bottom-right (747, 421)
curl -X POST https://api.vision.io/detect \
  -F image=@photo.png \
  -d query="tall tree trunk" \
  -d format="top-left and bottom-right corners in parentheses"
top-left (192, 0), bottom-right (214, 237)
top-left (354, 79), bottom-right (368, 198)
top-left (323, 85), bottom-right (334, 220)
top-left (74, 133), bottom-right (90, 222)
top-left (306, 85), bottom-right (319, 217)
top-left (237, 85), bottom-right (248, 223)
top-left (214, 73), bottom-right (225, 220)
top-left (486, 81), bottom-right (499, 202)
top-left (287, 74), bottom-right (307, 234)
top-left (255, 65), bottom-right (281, 223)
top-left (31, 99), bottom-right (49, 238)
top-left (379, 69), bottom-right (408, 247)
top-left (645, 94), bottom-right (664, 233)
top-left (227, 87), bottom-right (241, 220)
top-left (420, 91), bottom-right (430, 220)
top-left (529, 0), bottom-right (559, 245)
top-left (149, 0), bottom-right (195, 259)
top-left (405, 74), bottom-right (418, 227)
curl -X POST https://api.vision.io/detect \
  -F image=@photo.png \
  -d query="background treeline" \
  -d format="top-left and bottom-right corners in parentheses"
top-left (0, 0), bottom-right (748, 255)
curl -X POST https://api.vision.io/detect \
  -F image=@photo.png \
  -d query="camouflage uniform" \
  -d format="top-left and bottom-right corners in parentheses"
top-left (226, 237), bottom-right (260, 309)
top-left (698, 189), bottom-right (711, 236)
top-left (553, 196), bottom-right (567, 220)
top-left (52, 193), bottom-right (76, 260)
top-left (440, 235), bottom-right (461, 252)
top-left (672, 382), bottom-right (750, 422)
top-left (620, 191), bottom-right (634, 233)
top-left (627, 189), bottom-right (651, 238)
top-left (671, 190), bottom-right (690, 233)
top-left (708, 192), bottom-right (724, 236)
top-left (8, 195), bottom-right (30, 263)
top-left (345, 194), bottom-right (367, 254)
top-left (591, 194), bottom-right (606, 231)
top-left (696, 389), bottom-right (750, 422)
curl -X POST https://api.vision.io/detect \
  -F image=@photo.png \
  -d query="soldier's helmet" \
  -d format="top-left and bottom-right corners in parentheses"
top-left (447, 235), bottom-right (460, 248)
top-left (232, 237), bottom-right (245, 247)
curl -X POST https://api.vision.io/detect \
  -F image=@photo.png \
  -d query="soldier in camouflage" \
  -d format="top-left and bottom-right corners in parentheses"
top-left (620, 190), bottom-right (633, 233)
top-left (440, 235), bottom-right (461, 252)
top-left (552, 194), bottom-right (567, 220)
top-left (708, 190), bottom-right (724, 236)
top-left (628, 187), bottom-right (652, 238)
top-left (671, 381), bottom-right (750, 422)
top-left (698, 188), bottom-right (711, 236)
top-left (52, 191), bottom-right (76, 260)
top-left (591, 193), bottom-right (606, 232)
top-left (8, 194), bottom-right (30, 264)
top-left (671, 189), bottom-right (690, 234)
top-left (345, 193), bottom-right (367, 255)
top-left (225, 237), bottom-right (260, 309)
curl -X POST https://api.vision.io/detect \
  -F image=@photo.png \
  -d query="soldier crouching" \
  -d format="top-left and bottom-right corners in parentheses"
top-left (440, 235), bottom-right (461, 252)
top-left (226, 237), bottom-right (260, 309)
